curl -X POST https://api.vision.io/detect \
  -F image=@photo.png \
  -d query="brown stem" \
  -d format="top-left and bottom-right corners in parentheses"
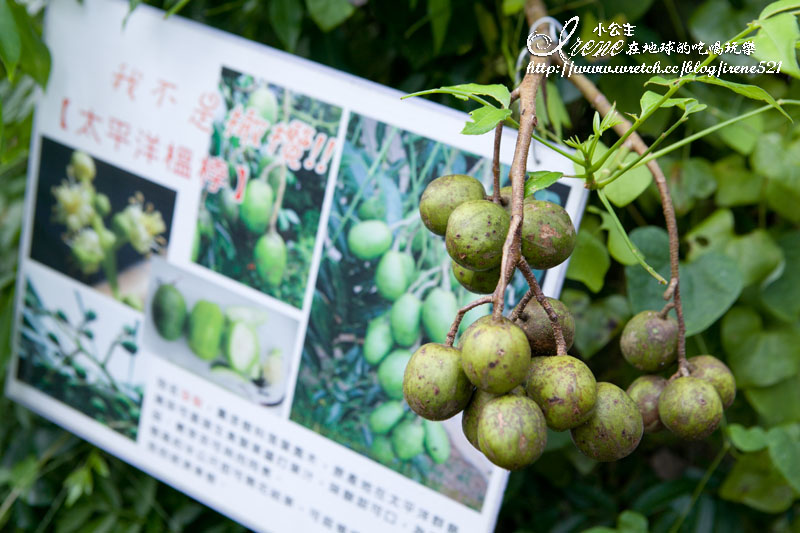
top-left (445, 295), bottom-right (492, 347)
top-left (509, 289), bottom-right (534, 322)
top-left (491, 122), bottom-right (503, 205)
top-left (518, 259), bottom-right (567, 356)
top-left (659, 301), bottom-right (676, 319)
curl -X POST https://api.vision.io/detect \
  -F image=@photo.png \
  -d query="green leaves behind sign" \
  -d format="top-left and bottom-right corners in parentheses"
top-left (0, 0), bottom-right (21, 81)
top-left (269, 0), bottom-right (303, 51)
top-left (305, 0), bottom-right (354, 32)
top-left (762, 232), bottom-right (800, 322)
top-left (721, 306), bottom-right (800, 388)
top-left (566, 230), bottom-right (610, 293)
top-left (428, 0), bottom-right (451, 54)
top-left (625, 226), bottom-right (743, 336)
top-left (524, 171), bottom-right (563, 197)
top-left (752, 12), bottom-right (800, 79)
top-left (461, 106), bottom-right (511, 135)
top-left (720, 450), bottom-right (795, 513)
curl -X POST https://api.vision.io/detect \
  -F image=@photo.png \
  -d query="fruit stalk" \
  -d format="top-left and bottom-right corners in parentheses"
top-left (517, 258), bottom-right (567, 355)
top-left (491, 122), bottom-right (503, 205)
top-left (444, 295), bottom-right (492, 347)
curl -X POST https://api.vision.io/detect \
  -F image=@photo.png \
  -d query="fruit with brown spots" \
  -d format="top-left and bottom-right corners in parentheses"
top-left (620, 311), bottom-right (678, 372)
top-left (403, 343), bottom-right (473, 421)
top-left (520, 199), bottom-right (576, 269)
top-left (419, 175), bottom-right (486, 236)
top-left (688, 355), bottom-right (736, 409)
top-left (445, 200), bottom-right (510, 272)
top-left (460, 316), bottom-right (531, 394)
top-left (513, 297), bottom-right (575, 355)
top-left (570, 382), bottom-right (643, 461)
top-left (524, 355), bottom-right (597, 431)
top-left (658, 376), bottom-right (723, 440)
top-left (461, 389), bottom-right (496, 449)
top-left (451, 262), bottom-right (501, 294)
top-left (626, 375), bottom-right (667, 433)
top-left (477, 395), bottom-right (547, 470)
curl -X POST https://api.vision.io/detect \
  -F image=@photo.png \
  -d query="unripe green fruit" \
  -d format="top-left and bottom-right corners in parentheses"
top-left (368, 401), bottom-right (405, 434)
top-left (358, 196), bottom-right (387, 221)
top-left (461, 390), bottom-right (495, 449)
top-left (239, 180), bottom-right (273, 234)
top-left (513, 297), bottom-right (575, 355)
top-left (188, 300), bottom-right (225, 361)
top-left (70, 151), bottom-right (96, 182)
top-left (477, 395), bottom-right (547, 470)
top-left (570, 382), bottom-right (643, 461)
top-left (348, 220), bottom-right (392, 261)
top-left (94, 193), bottom-right (111, 217)
top-left (460, 316), bottom-right (531, 394)
top-left (451, 262), bottom-right (500, 294)
top-left (390, 293), bottom-right (422, 347)
top-left (688, 355), bottom-right (736, 409)
top-left (403, 343), bottom-right (472, 421)
top-left (626, 375), bottom-right (667, 433)
top-left (419, 175), bottom-right (486, 236)
top-left (524, 355), bottom-right (597, 431)
top-left (446, 200), bottom-right (510, 271)
top-left (363, 316), bottom-right (393, 365)
top-left (151, 284), bottom-right (187, 341)
top-left (391, 420), bottom-right (425, 460)
top-left (520, 199), bottom-right (576, 269)
top-left (378, 349), bottom-right (412, 400)
top-left (248, 87), bottom-right (278, 124)
top-left (498, 186), bottom-right (513, 211)
top-left (375, 251), bottom-right (413, 301)
top-left (254, 231), bottom-right (287, 286)
top-left (423, 420), bottom-right (451, 464)
top-left (658, 377), bottom-right (723, 440)
top-left (371, 435), bottom-right (397, 465)
top-left (620, 311), bottom-right (678, 372)
top-left (421, 289), bottom-right (458, 343)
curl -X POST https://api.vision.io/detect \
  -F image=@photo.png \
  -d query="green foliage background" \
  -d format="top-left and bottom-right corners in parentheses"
top-left (0, 0), bottom-right (798, 531)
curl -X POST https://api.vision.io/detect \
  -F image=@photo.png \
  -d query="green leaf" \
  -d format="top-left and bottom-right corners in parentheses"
top-left (667, 157), bottom-right (717, 215)
top-left (10, 455), bottom-right (38, 493)
top-left (566, 231), bottom-right (610, 293)
top-left (461, 106), bottom-right (511, 135)
top-left (724, 229), bottom-right (783, 286)
top-left (0, 0), bottom-right (22, 81)
top-left (751, 132), bottom-right (785, 179)
top-left (562, 289), bottom-right (631, 358)
top-left (617, 510), bottom-right (648, 533)
top-left (728, 424), bottom-right (768, 452)
top-left (545, 81), bottom-right (571, 139)
top-left (685, 208), bottom-right (734, 261)
top-left (645, 76), bottom-right (677, 87)
top-left (588, 207), bottom-right (637, 265)
top-left (713, 154), bottom-right (763, 207)
top-left (752, 13), bottom-right (800, 79)
top-left (764, 138), bottom-right (800, 223)
top-left (164, 0), bottom-right (191, 17)
top-left (8, 1), bottom-right (51, 87)
top-left (759, 0), bottom-right (800, 19)
top-left (762, 231), bottom-right (800, 322)
top-left (604, 153), bottom-right (652, 207)
top-left (766, 424), bottom-right (800, 492)
top-left (428, 0), bottom-right (450, 54)
top-left (640, 91), bottom-right (707, 117)
top-left (689, 76), bottom-right (790, 120)
top-left (305, 0), bottom-right (354, 32)
top-left (269, 0), bottom-right (303, 52)
top-left (745, 375), bottom-right (800, 426)
top-left (717, 112), bottom-right (764, 156)
top-left (524, 171), bottom-right (563, 197)
top-left (403, 83), bottom-right (511, 108)
top-left (720, 451), bottom-right (795, 513)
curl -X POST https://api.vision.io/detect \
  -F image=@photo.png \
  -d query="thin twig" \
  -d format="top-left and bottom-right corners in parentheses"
top-left (445, 295), bottom-right (493, 347)
top-left (508, 289), bottom-right (534, 322)
top-left (491, 122), bottom-right (503, 204)
top-left (517, 259), bottom-right (567, 355)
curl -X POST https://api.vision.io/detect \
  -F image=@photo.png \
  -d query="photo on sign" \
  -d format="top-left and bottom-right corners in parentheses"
top-left (193, 67), bottom-right (342, 310)
top-left (29, 137), bottom-right (176, 311)
top-left (16, 268), bottom-right (145, 440)
top-left (143, 258), bottom-right (297, 408)
top-left (290, 113), bottom-right (569, 510)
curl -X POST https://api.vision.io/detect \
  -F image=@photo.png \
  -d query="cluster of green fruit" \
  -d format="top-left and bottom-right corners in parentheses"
top-left (150, 283), bottom-right (282, 385)
top-left (621, 311), bottom-right (736, 439)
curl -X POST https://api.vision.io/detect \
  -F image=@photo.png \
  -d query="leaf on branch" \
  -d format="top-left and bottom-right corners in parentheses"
top-left (759, 0), bottom-right (800, 20)
top-left (0, 0), bottom-right (22, 81)
top-left (524, 171), bottom-right (563, 197)
top-left (687, 76), bottom-right (791, 120)
top-left (566, 231), bottom-right (610, 293)
top-left (306, 0), bottom-right (355, 32)
top-left (461, 106), bottom-right (511, 135)
top-left (751, 12), bottom-right (800, 79)
top-left (639, 91), bottom-right (707, 117)
top-left (402, 83), bottom-right (511, 108)
top-left (766, 424), bottom-right (800, 492)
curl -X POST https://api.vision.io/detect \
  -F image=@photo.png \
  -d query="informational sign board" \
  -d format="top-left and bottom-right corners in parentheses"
top-left (8, 1), bottom-right (588, 532)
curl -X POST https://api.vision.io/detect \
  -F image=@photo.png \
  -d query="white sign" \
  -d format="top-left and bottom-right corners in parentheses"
top-left (8, 1), bottom-right (587, 532)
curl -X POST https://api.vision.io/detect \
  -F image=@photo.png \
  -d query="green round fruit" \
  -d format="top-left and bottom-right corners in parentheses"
top-left (391, 420), bottom-right (425, 461)
top-left (498, 186), bottom-right (513, 211)
top-left (188, 300), bottom-right (225, 361)
top-left (254, 231), bottom-right (287, 286)
top-left (390, 293), bottom-right (422, 347)
top-left (445, 200), bottom-right (510, 272)
top-left (658, 377), bottom-right (723, 440)
top-left (419, 175), bottom-right (486, 236)
top-left (513, 297), bottom-right (575, 355)
top-left (378, 349), bottom-right (413, 400)
top-left (375, 251), bottom-right (413, 301)
top-left (239, 180), bottom-right (274, 234)
top-left (403, 343), bottom-right (472, 421)
top-left (151, 284), bottom-right (186, 341)
top-left (348, 220), bottom-right (392, 261)
top-left (248, 87), bottom-right (278, 124)
top-left (225, 321), bottom-right (260, 375)
top-left (421, 288), bottom-right (458, 343)
top-left (70, 151), bottom-right (96, 182)
top-left (570, 382), bottom-right (643, 462)
top-left (477, 395), bottom-right (547, 470)
top-left (626, 375), bottom-right (667, 433)
top-left (363, 315), bottom-right (394, 365)
top-left (525, 355), bottom-right (597, 431)
top-left (371, 435), bottom-right (397, 465)
top-left (423, 420), bottom-right (451, 464)
top-left (451, 262), bottom-right (500, 294)
top-left (620, 311), bottom-right (678, 372)
top-left (368, 401), bottom-right (405, 435)
top-left (520, 199), bottom-right (576, 269)
top-left (461, 390), bottom-right (495, 449)
top-left (358, 196), bottom-right (386, 221)
top-left (688, 355), bottom-right (736, 409)
top-left (460, 316), bottom-right (531, 394)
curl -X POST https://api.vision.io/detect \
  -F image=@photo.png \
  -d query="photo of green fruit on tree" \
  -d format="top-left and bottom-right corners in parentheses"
top-left (143, 259), bottom-right (297, 408)
top-left (290, 112), bottom-right (573, 510)
top-left (30, 137), bottom-right (176, 311)
top-left (193, 68), bottom-right (342, 310)
top-left (16, 273), bottom-right (144, 440)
